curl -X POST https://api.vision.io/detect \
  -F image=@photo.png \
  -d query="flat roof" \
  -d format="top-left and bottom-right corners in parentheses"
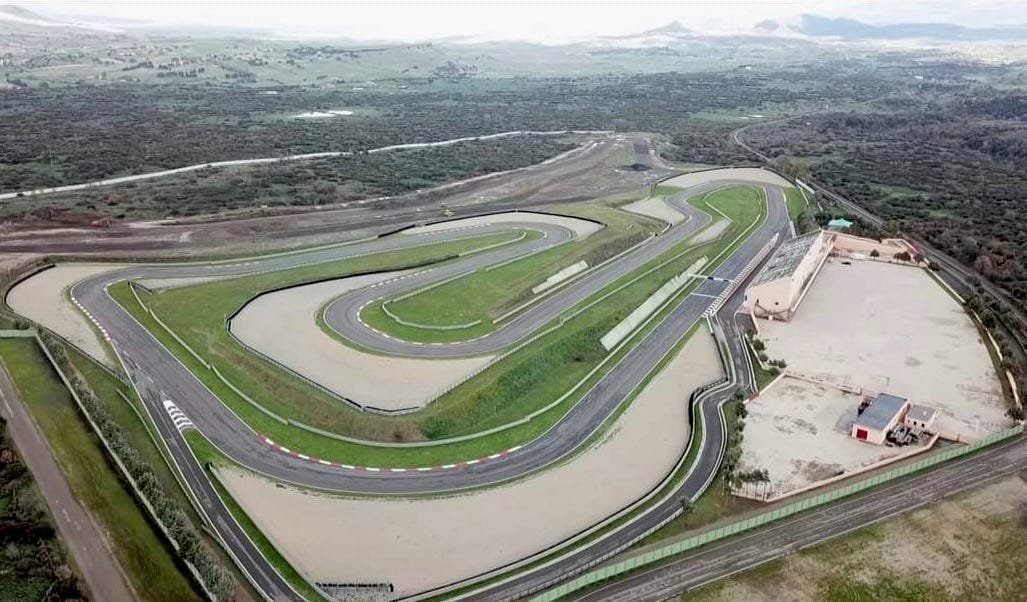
top-left (749, 230), bottom-right (823, 287)
top-left (906, 405), bottom-right (937, 422)
top-left (855, 393), bottom-right (908, 431)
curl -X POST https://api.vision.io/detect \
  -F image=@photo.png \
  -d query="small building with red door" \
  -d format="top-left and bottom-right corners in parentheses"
top-left (852, 393), bottom-right (910, 445)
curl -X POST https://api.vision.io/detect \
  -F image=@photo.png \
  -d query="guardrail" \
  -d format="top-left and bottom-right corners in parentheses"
top-left (530, 423), bottom-right (1025, 601)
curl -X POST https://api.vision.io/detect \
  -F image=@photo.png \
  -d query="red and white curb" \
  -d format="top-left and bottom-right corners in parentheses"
top-left (260, 435), bottom-right (522, 473)
top-left (71, 297), bottom-right (112, 343)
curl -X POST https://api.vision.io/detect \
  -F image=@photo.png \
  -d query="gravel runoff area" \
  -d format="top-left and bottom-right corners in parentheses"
top-left (760, 259), bottom-right (1008, 441)
top-left (230, 271), bottom-right (495, 410)
top-left (662, 167), bottom-right (792, 189)
top-left (7, 264), bottom-right (126, 366)
top-left (402, 211), bottom-right (602, 239)
top-left (738, 377), bottom-right (910, 496)
top-left (622, 197), bottom-right (685, 226)
top-left (219, 329), bottom-right (723, 596)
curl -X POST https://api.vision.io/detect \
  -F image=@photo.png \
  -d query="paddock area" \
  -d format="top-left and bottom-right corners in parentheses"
top-left (759, 259), bottom-right (1008, 442)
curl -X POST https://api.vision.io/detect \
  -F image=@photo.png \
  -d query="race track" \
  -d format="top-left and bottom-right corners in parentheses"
top-left (29, 167), bottom-right (794, 600)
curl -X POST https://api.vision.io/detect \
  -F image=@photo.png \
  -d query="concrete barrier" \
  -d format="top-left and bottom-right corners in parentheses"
top-left (532, 261), bottom-right (588, 295)
top-left (600, 258), bottom-right (708, 351)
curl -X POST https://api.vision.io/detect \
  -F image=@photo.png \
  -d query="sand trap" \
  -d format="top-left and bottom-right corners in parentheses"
top-left (8, 264), bottom-right (127, 367)
top-left (219, 330), bottom-right (723, 596)
top-left (403, 212), bottom-right (602, 240)
top-left (663, 167), bottom-right (791, 189)
top-left (691, 219), bottom-right (731, 245)
top-left (623, 196), bottom-right (685, 225)
top-left (230, 271), bottom-right (494, 410)
top-left (740, 377), bottom-right (910, 497)
top-left (760, 260), bottom-right (1007, 441)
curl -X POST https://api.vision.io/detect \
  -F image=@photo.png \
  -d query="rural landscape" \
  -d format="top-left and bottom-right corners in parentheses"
top-left (0, 2), bottom-right (1025, 601)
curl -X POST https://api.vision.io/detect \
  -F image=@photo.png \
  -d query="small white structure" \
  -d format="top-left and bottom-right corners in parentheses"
top-left (852, 393), bottom-right (910, 445)
top-left (743, 230), bottom-right (833, 321)
top-left (905, 405), bottom-right (938, 431)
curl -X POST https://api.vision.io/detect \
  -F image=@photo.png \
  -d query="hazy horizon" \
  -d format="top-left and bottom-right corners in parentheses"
top-left (10, 0), bottom-right (1027, 43)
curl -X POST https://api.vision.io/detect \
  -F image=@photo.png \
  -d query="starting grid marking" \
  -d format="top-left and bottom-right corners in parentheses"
top-left (259, 435), bottom-right (523, 473)
top-left (71, 296), bottom-right (111, 343)
top-left (162, 399), bottom-right (194, 432)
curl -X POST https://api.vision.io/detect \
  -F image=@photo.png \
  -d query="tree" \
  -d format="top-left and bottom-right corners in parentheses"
top-left (893, 251), bottom-right (912, 262)
top-left (869, 249), bottom-right (880, 258)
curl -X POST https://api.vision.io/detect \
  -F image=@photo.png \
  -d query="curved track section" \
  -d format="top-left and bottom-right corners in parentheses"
top-left (54, 170), bottom-right (793, 600)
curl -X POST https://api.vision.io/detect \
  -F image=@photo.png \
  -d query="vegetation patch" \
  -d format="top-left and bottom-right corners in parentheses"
top-left (0, 338), bottom-right (200, 602)
top-left (359, 203), bottom-right (661, 342)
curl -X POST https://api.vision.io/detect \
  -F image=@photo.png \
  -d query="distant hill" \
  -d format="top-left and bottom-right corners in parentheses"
top-left (641, 21), bottom-right (691, 36)
top-left (0, 4), bottom-right (54, 22)
top-left (759, 14), bottom-right (1027, 41)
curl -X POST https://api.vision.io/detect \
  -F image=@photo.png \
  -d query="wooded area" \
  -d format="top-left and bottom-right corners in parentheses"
top-left (752, 94), bottom-right (1027, 313)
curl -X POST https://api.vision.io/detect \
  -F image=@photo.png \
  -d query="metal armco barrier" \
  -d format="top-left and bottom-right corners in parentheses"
top-left (530, 423), bottom-right (1025, 601)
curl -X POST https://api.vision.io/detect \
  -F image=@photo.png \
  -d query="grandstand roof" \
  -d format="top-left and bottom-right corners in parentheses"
top-left (749, 230), bottom-right (823, 287)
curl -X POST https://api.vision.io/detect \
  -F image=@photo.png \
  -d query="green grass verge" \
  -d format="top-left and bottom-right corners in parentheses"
top-left (785, 186), bottom-right (807, 222)
top-left (109, 187), bottom-right (764, 469)
top-left (359, 204), bottom-right (660, 343)
top-left (64, 346), bottom-right (257, 599)
top-left (0, 339), bottom-right (198, 602)
top-left (185, 431), bottom-right (323, 602)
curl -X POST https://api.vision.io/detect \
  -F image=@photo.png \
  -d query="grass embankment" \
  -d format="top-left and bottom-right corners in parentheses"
top-left (65, 346), bottom-right (255, 599)
top-left (111, 188), bottom-right (764, 468)
top-left (0, 339), bottom-right (198, 602)
top-left (784, 186), bottom-right (807, 223)
top-left (359, 204), bottom-right (661, 343)
top-left (186, 431), bottom-right (323, 601)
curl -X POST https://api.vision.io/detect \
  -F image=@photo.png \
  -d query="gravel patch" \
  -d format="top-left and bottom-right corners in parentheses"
top-left (623, 197), bottom-right (685, 225)
top-left (403, 211), bottom-right (602, 239)
top-left (219, 330), bottom-right (723, 596)
top-left (740, 377), bottom-right (909, 497)
top-left (663, 167), bottom-right (792, 189)
top-left (8, 264), bottom-right (127, 366)
top-left (760, 259), bottom-right (1008, 441)
top-left (230, 271), bottom-right (494, 409)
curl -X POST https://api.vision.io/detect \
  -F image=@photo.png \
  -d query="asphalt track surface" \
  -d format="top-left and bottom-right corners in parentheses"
top-left (573, 436), bottom-right (1027, 602)
top-left (62, 172), bottom-right (789, 600)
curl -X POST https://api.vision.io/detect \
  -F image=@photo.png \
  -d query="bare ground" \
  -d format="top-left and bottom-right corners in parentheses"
top-left (230, 271), bottom-right (494, 409)
top-left (218, 330), bottom-right (723, 597)
top-left (0, 134), bottom-right (672, 259)
top-left (7, 263), bottom-right (126, 366)
top-left (686, 475), bottom-right (1027, 601)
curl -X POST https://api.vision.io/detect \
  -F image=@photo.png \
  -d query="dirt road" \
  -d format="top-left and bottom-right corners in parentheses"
top-left (0, 361), bottom-right (137, 602)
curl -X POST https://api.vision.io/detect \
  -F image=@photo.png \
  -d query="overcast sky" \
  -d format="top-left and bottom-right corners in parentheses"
top-left (20, 0), bottom-right (1027, 41)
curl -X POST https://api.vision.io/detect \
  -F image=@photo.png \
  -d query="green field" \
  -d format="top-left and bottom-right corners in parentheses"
top-left (110, 187), bottom-right (764, 469)
top-left (0, 339), bottom-right (199, 602)
top-left (358, 204), bottom-right (660, 343)
top-left (784, 186), bottom-right (807, 222)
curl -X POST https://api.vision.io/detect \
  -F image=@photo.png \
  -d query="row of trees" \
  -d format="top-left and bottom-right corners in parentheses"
top-left (40, 333), bottom-right (236, 601)
top-left (721, 393), bottom-right (772, 498)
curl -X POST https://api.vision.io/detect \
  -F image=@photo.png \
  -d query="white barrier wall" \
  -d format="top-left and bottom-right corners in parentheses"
top-left (600, 257), bottom-right (708, 351)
